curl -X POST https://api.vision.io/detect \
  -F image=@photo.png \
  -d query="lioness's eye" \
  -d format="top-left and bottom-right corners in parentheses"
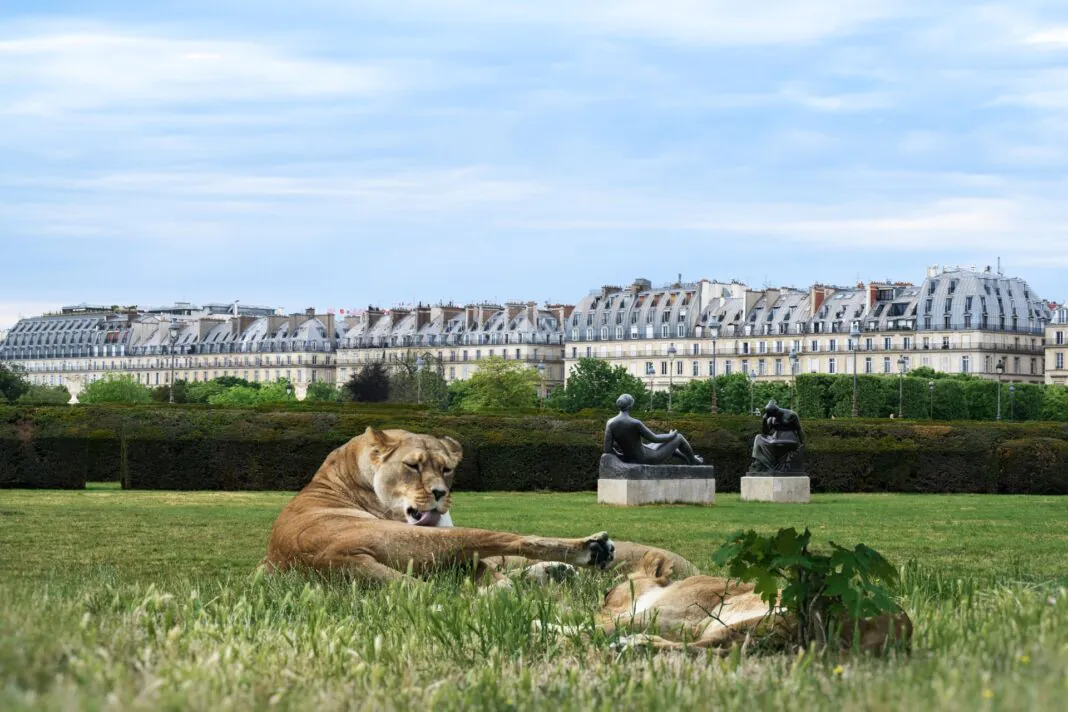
top-left (443, 468), bottom-right (453, 475)
top-left (405, 462), bottom-right (420, 472)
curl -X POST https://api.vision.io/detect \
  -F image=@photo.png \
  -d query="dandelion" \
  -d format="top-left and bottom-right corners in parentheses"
top-left (982, 689), bottom-right (994, 700)
top-left (833, 665), bottom-right (844, 676)
top-left (1019, 654), bottom-right (1030, 664)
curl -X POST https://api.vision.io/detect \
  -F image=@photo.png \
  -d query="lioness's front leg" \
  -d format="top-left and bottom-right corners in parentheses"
top-left (327, 524), bottom-right (614, 581)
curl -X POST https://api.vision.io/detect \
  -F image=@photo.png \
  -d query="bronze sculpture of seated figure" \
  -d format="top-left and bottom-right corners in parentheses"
top-left (603, 394), bottom-right (703, 465)
top-left (750, 400), bottom-right (806, 473)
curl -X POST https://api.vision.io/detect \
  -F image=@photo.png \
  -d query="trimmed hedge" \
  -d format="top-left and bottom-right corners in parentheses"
top-left (1, 404), bottom-right (1067, 494)
top-left (0, 436), bottom-right (86, 489)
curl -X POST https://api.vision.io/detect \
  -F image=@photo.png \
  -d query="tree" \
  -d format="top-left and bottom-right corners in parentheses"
top-left (345, 363), bottom-right (390, 402)
top-left (305, 380), bottom-right (340, 402)
top-left (207, 379), bottom-right (296, 406)
top-left (553, 357), bottom-right (648, 412)
top-left (184, 380), bottom-right (228, 404)
top-left (1041, 385), bottom-right (1068, 421)
top-left (79, 376), bottom-right (153, 404)
top-left (16, 385), bottom-right (71, 405)
top-left (387, 355), bottom-right (449, 406)
top-left (213, 376), bottom-right (260, 390)
top-left (456, 357), bottom-right (540, 411)
top-left (0, 363), bottom-right (29, 403)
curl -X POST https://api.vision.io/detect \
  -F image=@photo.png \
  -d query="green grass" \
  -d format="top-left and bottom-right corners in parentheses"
top-left (2, 484), bottom-right (1067, 710)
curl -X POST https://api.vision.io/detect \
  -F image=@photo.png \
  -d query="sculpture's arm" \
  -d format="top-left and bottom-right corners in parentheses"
top-left (639, 421), bottom-right (674, 443)
top-left (603, 424), bottom-right (615, 455)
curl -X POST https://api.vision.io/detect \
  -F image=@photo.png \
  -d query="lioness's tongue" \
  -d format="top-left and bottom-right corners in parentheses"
top-left (411, 510), bottom-right (442, 527)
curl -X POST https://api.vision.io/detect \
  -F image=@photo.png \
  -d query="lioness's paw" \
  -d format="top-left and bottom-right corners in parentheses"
top-left (611, 634), bottom-right (654, 652)
top-left (578, 531), bottom-right (615, 569)
top-left (518, 561), bottom-right (578, 584)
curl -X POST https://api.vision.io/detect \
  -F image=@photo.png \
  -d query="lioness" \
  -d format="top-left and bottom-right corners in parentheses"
top-left (546, 551), bottom-right (913, 654)
top-left (266, 427), bottom-right (616, 583)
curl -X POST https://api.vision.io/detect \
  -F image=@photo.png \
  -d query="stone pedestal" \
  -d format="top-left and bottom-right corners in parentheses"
top-left (740, 474), bottom-right (810, 503)
top-left (597, 454), bottom-right (716, 506)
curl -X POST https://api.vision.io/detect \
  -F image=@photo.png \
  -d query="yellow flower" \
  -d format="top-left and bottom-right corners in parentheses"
top-left (982, 689), bottom-right (994, 700)
top-left (833, 665), bottom-right (844, 676)
top-left (1019, 655), bottom-right (1031, 664)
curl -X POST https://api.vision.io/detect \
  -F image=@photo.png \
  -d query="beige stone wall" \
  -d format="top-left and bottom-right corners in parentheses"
top-left (1045, 324), bottom-right (1068, 385)
top-left (565, 328), bottom-right (1046, 388)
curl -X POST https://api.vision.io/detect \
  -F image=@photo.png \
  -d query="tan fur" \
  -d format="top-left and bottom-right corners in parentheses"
top-left (265, 428), bottom-right (614, 583)
top-left (591, 552), bottom-right (913, 654)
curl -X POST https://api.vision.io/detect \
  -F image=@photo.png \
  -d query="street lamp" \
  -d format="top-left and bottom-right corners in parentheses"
top-left (1009, 383), bottom-right (1016, 421)
top-left (748, 369), bottom-right (757, 415)
top-left (415, 355), bottom-right (425, 404)
top-left (897, 356), bottom-right (908, 419)
top-left (850, 322), bottom-right (861, 417)
top-left (928, 380), bottom-right (935, 420)
top-left (536, 361), bottom-right (546, 408)
top-left (167, 321), bottom-right (179, 403)
top-left (789, 346), bottom-right (800, 410)
top-left (667, 343), bottom-right (677, 412)
top-left (995, 358), bottom-right (1005, 421)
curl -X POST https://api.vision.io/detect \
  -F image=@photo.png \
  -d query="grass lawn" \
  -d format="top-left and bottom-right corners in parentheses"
top-left (1, 484), bottom-right (1067, 710)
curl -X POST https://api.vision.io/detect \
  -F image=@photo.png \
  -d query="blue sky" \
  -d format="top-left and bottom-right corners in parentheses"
top-left (3, 1), bottom-right (1068, 327)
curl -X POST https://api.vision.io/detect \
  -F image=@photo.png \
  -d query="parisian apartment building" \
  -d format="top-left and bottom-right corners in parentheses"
top-left (0, 265), bottom-right (1061, 402)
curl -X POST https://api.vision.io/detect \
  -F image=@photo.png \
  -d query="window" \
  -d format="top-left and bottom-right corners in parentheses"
top-left (883, 357), bottom-right (891, 373)
top-left (774, 359), bottom-right (783, 376)
top-left (692, 361), bottom-right (699, 376)
top-left (741, 359), bottom-right (749, 375)
top-left (676, 360), bottom-right (683, 375)
top-left (810, 340), bottom-right (819, 352)
top-left (865, 337), bottom-right (873, 351)
top-left (758, 359), bottom-right (766, 376)
top-left (1058, 332), bottom-right (1065, 346)
top-left (903, 336), bottom-right (912, 350)
top-left (883, 337), bottom-right (891, 351)
top-left (829, 339), bottom-right (838, 352)
top-left (758, 341), bottom-right (767, 354)
top-left (864, 357), bottom-right (873, 374)
top-left (724, 361), bottom-right (732, 375)
top-left (1057, 353), bottom-right (1065, 370)
top-left (828, 358), bottom-right (837, 374)
top-left (942, 336), bottom-right (950, 349)
top-left (661, 324), bottom-right (669, 338)
top-left (677, 324), bottom-right (686, 338)
top-left (708, 360), bottom-right (716, 377)
top-left (661, 361), bottom-right (668, 375)
top-left (961, 356), bottom-right (970, 373)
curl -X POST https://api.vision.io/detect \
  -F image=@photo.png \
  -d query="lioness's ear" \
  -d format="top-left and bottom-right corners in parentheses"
top-left (364, 427), bottom-right (398, 464)
top-left (440, 436), bottom-right (463, 461)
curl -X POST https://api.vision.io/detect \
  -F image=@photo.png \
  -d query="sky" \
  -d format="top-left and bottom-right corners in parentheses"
top-left (3, 1), bottom-right (1068, 328)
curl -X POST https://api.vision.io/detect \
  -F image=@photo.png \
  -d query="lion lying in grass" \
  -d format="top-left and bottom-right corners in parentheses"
top-left (541, 551), bottom-right (913, 654)
top-left (267, 427), bottom-right (708, 585)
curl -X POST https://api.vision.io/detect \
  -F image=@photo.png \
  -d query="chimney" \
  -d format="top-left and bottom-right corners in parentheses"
top-left (465, 304), bottom-right (478, 329)
top-left (630, 278), bottom-right (652, 293)
top-left (810, 285), bottom-right (832, 317)
top-left (320, 312), bottom-right (335, 342)
top-left (506, 302), bottom-right (524, 322)
top-left (267, 315), bottom-right (287, 337)
top-left (867, 283), bottom-right (879, 311)
top-left (416, 304), bottom-right (432, 330)
top-left (526, 301), bottom-right (537, 326)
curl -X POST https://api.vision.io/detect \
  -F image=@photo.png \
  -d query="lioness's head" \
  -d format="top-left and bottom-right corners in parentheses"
top-left (360, 427), bottom-right (462, 527)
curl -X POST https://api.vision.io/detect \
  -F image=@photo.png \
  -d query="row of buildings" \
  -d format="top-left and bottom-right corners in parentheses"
top-left (2, 265), bottom-right (1067, 402)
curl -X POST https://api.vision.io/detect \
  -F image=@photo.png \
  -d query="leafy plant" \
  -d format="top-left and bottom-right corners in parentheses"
top-left (711, 527), bottom-right (901, 649)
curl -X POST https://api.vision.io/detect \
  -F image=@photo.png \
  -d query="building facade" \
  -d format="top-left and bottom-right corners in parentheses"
top-left (336, 302), bottom-right (571, 395)
top-left (1044, 303), bottom-right (1068, 385)
top-left (564, 266), bottom-right (1050, 390)
top-left (0, 303), bottom-right (341, 401)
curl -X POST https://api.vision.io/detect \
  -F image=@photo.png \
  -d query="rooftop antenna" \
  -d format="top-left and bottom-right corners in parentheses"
top-left (997, 256), bottom-right (1002, 275)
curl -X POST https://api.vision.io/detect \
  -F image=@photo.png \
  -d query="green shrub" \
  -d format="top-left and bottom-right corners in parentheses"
top-left (16, 385), bottom-right (71, 406)
top-left (712, 528), bottom-right (903, 650)
top-left (79, 377), bottom-right (152, 404)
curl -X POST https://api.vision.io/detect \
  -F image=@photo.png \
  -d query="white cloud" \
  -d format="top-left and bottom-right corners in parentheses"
top-left (1025, 27), bottom-right (1068, 46)
top-left (0, 29), bottom-right (390, 115)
